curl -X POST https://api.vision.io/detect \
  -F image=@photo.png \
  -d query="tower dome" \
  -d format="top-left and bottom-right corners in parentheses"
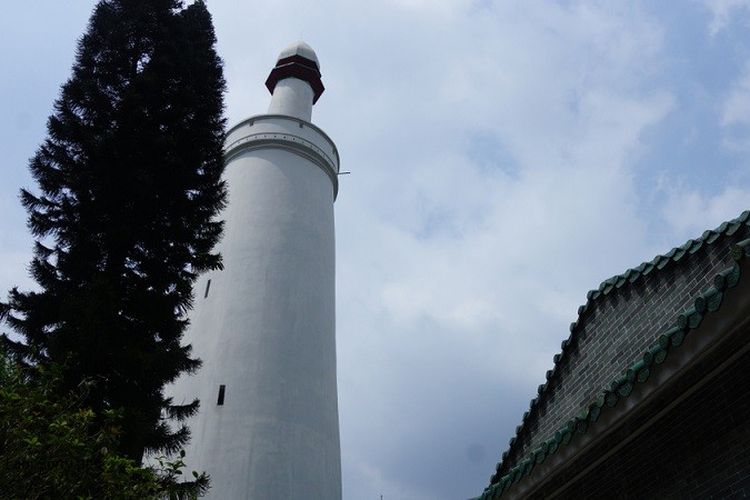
top-left (277, 40), bottom-right (320, 69)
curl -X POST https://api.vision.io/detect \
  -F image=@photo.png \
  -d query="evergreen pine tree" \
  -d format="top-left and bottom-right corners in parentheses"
top-left (1, 0), bottom-right (226, 462)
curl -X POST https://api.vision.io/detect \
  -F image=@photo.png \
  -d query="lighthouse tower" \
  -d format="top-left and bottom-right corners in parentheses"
top-left (170, 42), bottom-right (341, 499)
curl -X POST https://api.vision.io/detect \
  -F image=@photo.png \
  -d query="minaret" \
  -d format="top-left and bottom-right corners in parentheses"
top-left (170, 42), bottom-right (341, 499)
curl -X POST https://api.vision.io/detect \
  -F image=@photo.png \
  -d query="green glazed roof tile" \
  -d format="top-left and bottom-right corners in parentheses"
top-left (578, 407), bottom-right (591, 421)
top-left (605, 389), bottom-right (619, 408)
top-left (626, 359), bottom-right (646, 382)
top-left (678, 240), bottom-right (693, 251)
top-left (547, 437), bottom-right (559, 454)
top-left (694, 294), bottom-right (708, 313)
top-left (689, 310), bottom-right (704, 329)
top-left (696, 287), bottom-right (722, 313)
top-left (589, 404), bottom-right (602, 423)
top-left (564, 420), bottom-right (576, 434)
top-left (617, 380), bottom-right (634, 397)
top-left (707, 230), bottom-right (722, 244)
top-left (594, 392), bottom-right (606, 408)
top-left (524, 458), bottom-right (534, 475)
top-left (728, 262), bottom-right (741, 287)
top-left (657, 333), bottom-right (670, 350)
top-left (637, 366), bottom-right (651, 383)
top-left (666, 322), bottom-right (690, 347)
top-left (676, 309), bottom-right (694, 329)
top-left (612, 376), bottom-right (627, 393)
top-left (560, 427), bottom-right (572, 444)
top-left (732, 238), bottom-right (750, 261)
top-left (539, 440), bottom-right (549, 454)
top-left (642, 349), bottom-right (654, 367)
top-left (668, 326), bottom-right (687, 347)
top-left (652, 345), bottom-right (668, 365)
top-left (656, 255), bottom-right (670, 269)
top-left (677, 307), bottom-right (703, 330)
top-left (714, 271), bottom-right (728, 290)
top-left (553, 430), bottom-right (563, 444)
top-left (726, 221), bottom-right (742, 236)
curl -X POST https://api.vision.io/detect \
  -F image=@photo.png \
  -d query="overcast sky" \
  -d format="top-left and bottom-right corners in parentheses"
top-left (2, 1), bottom-right (750, 499)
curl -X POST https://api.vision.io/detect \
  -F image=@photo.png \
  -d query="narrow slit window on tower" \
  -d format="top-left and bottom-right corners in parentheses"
top-left (217, 385), bottom-right (226, 406)
top-left (204, 279), bottom-right (211, 298)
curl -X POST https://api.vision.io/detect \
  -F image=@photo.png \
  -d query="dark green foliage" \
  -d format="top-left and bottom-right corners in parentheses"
top-left (0, 353), bottom-right (210, 499)
top-left (1, 0), bottom-right (226, 464)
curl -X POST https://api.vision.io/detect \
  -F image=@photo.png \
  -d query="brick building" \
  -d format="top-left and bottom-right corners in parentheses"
top-left (480, 210), bottom-right (750, 499)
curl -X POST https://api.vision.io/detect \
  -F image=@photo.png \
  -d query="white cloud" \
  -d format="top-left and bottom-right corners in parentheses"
top-left (703, 0), bottom-right (750, 35)
top-left (722, 65), bottom-right (750, 126)
top-left (720, 63), bottom-right (750, 150)
top-left (661, 185), bottom-right (750, 237)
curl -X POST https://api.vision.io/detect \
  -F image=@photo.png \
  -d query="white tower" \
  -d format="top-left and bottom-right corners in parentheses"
top-left (170, 42), bottom-right (341, 499)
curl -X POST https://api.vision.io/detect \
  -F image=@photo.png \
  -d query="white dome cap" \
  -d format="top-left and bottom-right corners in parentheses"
top-left (277, 40), bottom-right (320, 69)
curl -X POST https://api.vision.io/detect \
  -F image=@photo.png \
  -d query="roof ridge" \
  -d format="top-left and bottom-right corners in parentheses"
top-left (486, 209), bottom-right (750, 489)
top-left (588, 210), bottom-right (749, 302)
top-left (481, 235), bottom-right (750, 499)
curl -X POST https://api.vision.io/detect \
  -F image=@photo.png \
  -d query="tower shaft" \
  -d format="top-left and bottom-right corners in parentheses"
top-left (267, 78), bottom-right (315, 120)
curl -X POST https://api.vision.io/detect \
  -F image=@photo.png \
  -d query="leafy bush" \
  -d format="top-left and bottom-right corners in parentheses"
top-left (0, 354), bottom-right (209, 499)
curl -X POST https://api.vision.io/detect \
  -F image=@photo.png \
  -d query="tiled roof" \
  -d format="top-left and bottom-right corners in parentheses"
top-left (482, 210), bottom-right (750, 499)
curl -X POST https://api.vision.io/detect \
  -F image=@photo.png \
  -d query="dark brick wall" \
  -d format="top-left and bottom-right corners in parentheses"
top-left (550, 347), bottom-right (750, 500)
top-left (504, 228), bottom-right (750, 471)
